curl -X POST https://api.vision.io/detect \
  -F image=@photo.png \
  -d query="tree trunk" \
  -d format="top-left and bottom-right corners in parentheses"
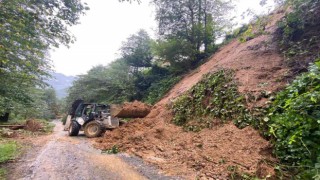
top-left (204, 0), bottom-right (208, 53)
top-left (197, 0), bottom-right (202, 51)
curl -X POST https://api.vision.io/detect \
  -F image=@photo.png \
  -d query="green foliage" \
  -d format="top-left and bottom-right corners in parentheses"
top-left (66, 28), bottom-right (179, 106)
top-left (66, 30), bottom-right (169, 106)
top-left (0, 0), bottom-right (88, 116)
top-left (268, 61), bottom-right (320, 178)
top-left (66, 61), bottom-right (136, 106)
top-left (120, 29), bottom-right (153, 71)
top-left (153, 38), bottom-right (198, 73)
top-left (239, 25), bottom-right (256, 43)
top-left (171, 69), bottom-right (271, 132)
top-left (273, 1), bottom-right (320, 175)
top-left (0, 140), bottom-right (18, 163)
top-left (278, 12), bottom-right (304, 43)
top-left (152, 0), bottom-right (233, 73)
top-left (277, 0), bottom-right (320, 70)
top-left (38, 120), bottom-right (55, 133)
top-left (172, 69), bottom-right (251, 130)
top-left (224, 24), bottom-right (249, 43)
top-left (238, 16), bottom-right (268, 43)
top-left (102, 145), bottom-right (119, 154)
top-left (9, 87), bottom-right (59, 120)
top-left (144, 75), bottom-right (182, 105)
top-left (0, 168), bottom-right (6, 180)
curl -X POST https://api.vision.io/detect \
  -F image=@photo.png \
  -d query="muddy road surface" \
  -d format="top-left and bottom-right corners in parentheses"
top-left (8, 120), bottom-right (177, 180)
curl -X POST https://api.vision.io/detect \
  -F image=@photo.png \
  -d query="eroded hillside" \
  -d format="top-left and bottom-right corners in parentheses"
top-left (95, 9), bottom-right (289, 179)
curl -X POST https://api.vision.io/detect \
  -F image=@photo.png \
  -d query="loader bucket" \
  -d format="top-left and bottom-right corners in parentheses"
top-left (110, 101), bottom-right (151, 118)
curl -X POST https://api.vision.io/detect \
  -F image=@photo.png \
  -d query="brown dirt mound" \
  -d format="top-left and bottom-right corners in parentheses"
top-left (25, 119), bottom-right (43, 132)
top-left (95, 9), bottom-right (286, 179)
top-left (112, 101), bottom-right (151, 118)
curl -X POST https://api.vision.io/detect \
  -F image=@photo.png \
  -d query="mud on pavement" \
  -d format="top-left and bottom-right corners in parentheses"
top-left (6, 120), bottom-right (178, 180)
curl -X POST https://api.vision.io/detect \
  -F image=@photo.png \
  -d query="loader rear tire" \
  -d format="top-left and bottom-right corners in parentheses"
top-left (84, 121), bottom-right (105, 138)
top-left (69, 121), bottom-right (80, 136)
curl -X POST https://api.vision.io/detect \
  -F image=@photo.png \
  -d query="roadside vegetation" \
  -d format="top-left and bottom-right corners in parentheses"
top-left (0, 140), bottom-right (18, 163)
top-left (1, 0), bottom-right (320, 179)
top-left (269, 0), bottom-right (320, 178)
top-left (0, 119), bottom-right (55, 179)
top-left (0, 140), bottom-right (19, 179)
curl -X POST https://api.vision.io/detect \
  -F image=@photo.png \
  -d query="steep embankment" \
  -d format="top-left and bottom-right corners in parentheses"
top-left (96, 9), bottom-right (288, 179)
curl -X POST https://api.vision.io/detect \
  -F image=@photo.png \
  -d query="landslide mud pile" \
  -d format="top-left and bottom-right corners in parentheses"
top-left (111, 101), bottom-right (151, 118)
top-left (96, 10), bottom-right (287, 179)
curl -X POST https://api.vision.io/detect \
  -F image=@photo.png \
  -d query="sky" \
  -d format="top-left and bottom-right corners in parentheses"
top-left (50, 0), bottom-right (274, 76)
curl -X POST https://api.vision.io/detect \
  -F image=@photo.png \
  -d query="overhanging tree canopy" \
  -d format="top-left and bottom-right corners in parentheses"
top-left (0, 0), bottom-right (88, 115)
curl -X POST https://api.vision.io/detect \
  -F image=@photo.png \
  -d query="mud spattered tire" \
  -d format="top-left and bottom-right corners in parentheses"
top-left (84, 121), bottom-right (105, 138)
top-left (68, 121), bottom-right (80, 136)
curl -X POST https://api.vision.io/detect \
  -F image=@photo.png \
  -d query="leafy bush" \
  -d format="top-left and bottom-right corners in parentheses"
top-left (144, 75), bottom-right (181, 105)
top-left (224, 24), bottom-right (249, 43)
top-left (102, 145), bottom-right (119, 154)
top-left (239, 25), bottom-right (255, 43)
top-left (268, 61), bottom-right (320, 178)
top-left (277, 0), bottom-right (320, 72)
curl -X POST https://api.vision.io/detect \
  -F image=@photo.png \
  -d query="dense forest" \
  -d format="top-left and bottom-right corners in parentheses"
top-left (1, 0), bottom-right (320, 178)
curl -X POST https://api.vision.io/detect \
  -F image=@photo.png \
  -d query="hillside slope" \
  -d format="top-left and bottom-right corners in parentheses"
top-left (96, 9), bottom-right (288, 179)
top-left (46, 72), bottom-right (75, 98)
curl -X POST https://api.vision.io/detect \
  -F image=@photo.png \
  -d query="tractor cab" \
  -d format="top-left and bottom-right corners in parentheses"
top-left (67, 100), bottom-right (118, 138)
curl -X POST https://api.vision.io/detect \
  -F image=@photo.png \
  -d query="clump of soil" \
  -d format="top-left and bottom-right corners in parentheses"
top-left (96, 107), bottom-right (276, 179)
top-left (112, 101), bottom-right (151, 118)
top-left (24, 119), bottom-right (43, 132)
top-left (95, 9), bottom-right (286, 179)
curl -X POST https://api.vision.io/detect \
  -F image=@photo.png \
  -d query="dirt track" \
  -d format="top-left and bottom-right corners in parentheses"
top-left (7, 120), bottom-right (176, 180)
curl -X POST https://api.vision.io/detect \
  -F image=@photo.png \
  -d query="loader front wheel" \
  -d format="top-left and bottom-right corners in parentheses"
top-left (69, 121), bottom-right (80, 136)
top-left (84, 121), bottom-right (104, 138)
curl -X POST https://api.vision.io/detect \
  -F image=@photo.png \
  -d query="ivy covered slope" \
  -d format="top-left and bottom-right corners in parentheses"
top-left (269, 60), bottom-right (320, 178)
top-left (172, 70), bottom-right (243, 128)
top-left (171, 0), bottom-right (320, 178)
top-left (267, 0), bottom-right (320, 178)
top-left (171, 60), bottom-right (320, 178)
top-left (172, 69), bottom-right (268, 132)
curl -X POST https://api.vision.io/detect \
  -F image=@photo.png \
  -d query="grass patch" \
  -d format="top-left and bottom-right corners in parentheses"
top-left (102, 145), bottom-right (119, 154)
top-left (0, 168), bottom-right (6, 180)
top-left (0, 140), bottom-right (18, 163)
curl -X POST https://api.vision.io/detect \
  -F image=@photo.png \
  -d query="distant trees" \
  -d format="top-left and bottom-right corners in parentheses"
top-left (66, 61), bottom-right (135, 106)
top-left (66, 30), bottom-right (173, 105)
top-left (8, 87), bottom-right (59, 120)
top-left (0, 0), bottom-right (88, 118)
